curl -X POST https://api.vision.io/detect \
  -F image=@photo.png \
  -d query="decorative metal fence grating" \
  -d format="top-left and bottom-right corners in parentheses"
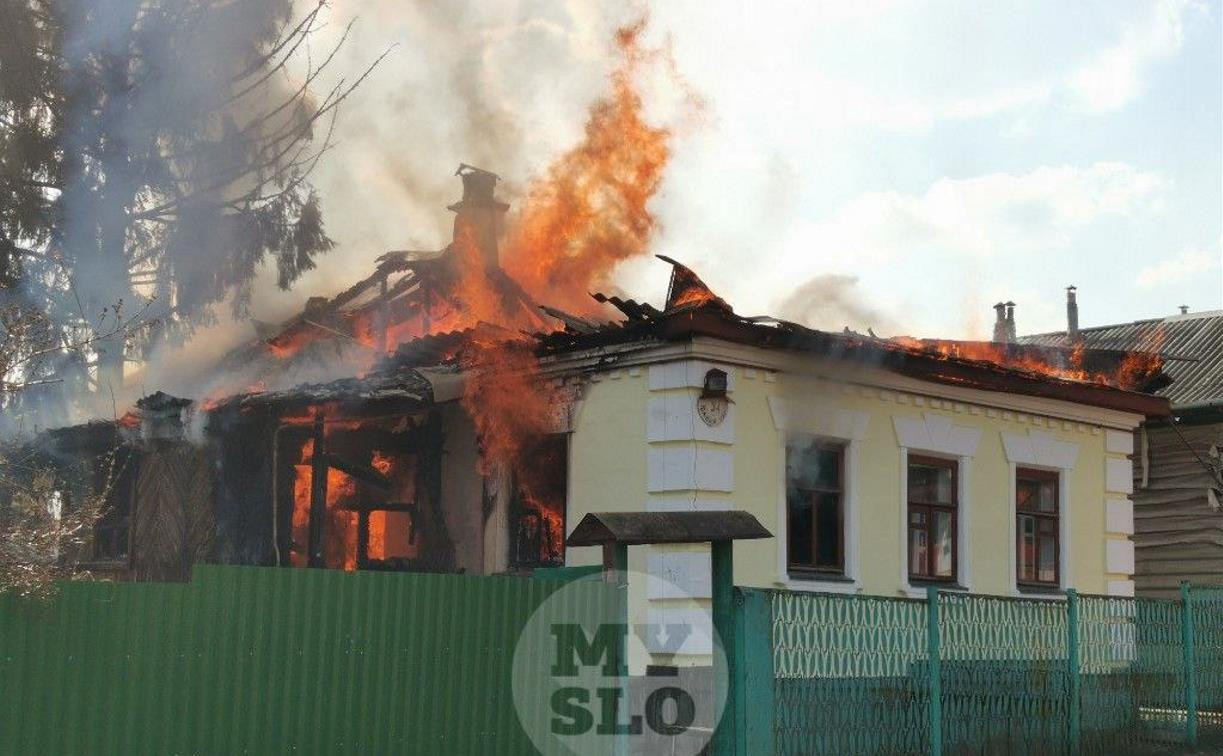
top-left (939, 592), bottom-right (1069, 753)
top-left (771, 591), bottom-right (929, 754)
top-left (737, 584), bottom-right (1221, 756)
top-left (1196, 587), bottom-right (1223, 730)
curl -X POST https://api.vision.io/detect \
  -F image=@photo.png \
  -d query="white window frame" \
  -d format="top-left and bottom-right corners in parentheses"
top-left (1009, 463), bottom-right (1071, 597)
top-left (777, 432), bottom-right (861, 594)
top-left (767, 398), bottom-right (870, 595)
top-left (1000, 429), bottom-right (1079, 599)
top-left (899, 448), bottom-right (973, 597)
top-left (893, 413), bottom-right (982, 598)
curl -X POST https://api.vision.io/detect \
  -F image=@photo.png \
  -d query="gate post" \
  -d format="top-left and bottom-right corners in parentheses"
top-left (711, 540), bottom-right (735, 755)
top-left (927, 586), bottom-right (942, 756)
top-left (1181, 582), bottom-right (1198, 746)
top-left (1066, 589), bottom-right (1081, 751)
top-left (735, 588), bottom-right (776, 755)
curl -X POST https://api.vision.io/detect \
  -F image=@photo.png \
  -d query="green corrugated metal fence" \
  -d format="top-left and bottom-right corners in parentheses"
top-left (734, 583), bottom-right (1223, 756)
top-left (0, 565), bottom-right (614, 755)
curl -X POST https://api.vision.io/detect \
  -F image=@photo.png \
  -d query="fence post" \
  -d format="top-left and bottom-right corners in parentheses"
top-left (711, 540), bottom-right (735, 755)
top-left (1066, 589), bottom-right (1080, 751)
top-left (734, 588), bottom-right (776, 755)
top-left (1181, 582), bottom-right (1198, 747)
top-left (927, 586), bottom-right (942, 756)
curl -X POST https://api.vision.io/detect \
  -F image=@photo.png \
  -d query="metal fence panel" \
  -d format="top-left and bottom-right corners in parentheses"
top-left (770, 590), bottom-right (930, 755)
top-left (938, 592), bottom-right (1069, 754)
top-left (0, 565), bottom-right (612, 756)
top-left (1195, 587), bottom-right (1223, 735)
top-left (1079, 595), bottom-right (1185, 754)
top-left (751, 585), bottom-right (1223, 756)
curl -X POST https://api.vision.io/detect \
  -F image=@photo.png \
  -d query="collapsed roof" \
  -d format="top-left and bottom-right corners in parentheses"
top-left (208, 250), bottom-right (1170, 420)
top-left (177, 165), bottom-right (1172, 421)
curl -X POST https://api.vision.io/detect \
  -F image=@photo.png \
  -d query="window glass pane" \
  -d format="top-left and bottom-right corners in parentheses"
top-left (814, 493), bottom-right (840, 568)
top-left (909, 523), bottom-right (928, 577)
top-left (1018, 472), bottom-right (1057, 513)
top-left (788, 496), bottom-right (813, 566)
top-left (787, 441), bottom-right (841, 490)
top-left (1038, 537), bottom-right (1057, 583)
top-left (1037, 479), bottom-right (1056, 513)
top-left (1016, 479), bottom-right (1037, 511)
top-left (933, 511), bottom-right (954, 577)
top-left (909, 462), bottom-right (954, 504)
top-left (1018, 515), bottom-right (1035, 581)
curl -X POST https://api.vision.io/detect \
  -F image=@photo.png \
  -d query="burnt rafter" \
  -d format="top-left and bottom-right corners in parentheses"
top-left (323, 453), bottom-right (392, 490)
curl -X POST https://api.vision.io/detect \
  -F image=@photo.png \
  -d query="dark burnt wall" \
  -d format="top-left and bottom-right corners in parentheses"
top-left (206, 407), bottom-right (279, 566)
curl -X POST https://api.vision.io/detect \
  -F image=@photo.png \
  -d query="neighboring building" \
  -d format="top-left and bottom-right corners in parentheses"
top-left (1021, 296), bottom-right (1223, 598)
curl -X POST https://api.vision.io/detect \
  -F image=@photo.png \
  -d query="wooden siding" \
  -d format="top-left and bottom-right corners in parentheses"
top-left (1134, 420), bottom-right (1223, 598)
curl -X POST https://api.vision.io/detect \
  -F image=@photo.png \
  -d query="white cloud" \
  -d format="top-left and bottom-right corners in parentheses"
top-left (1069, 0), bottom-right (1206, 111)
top-left (776, 162), bottom-right (1167, 273)
top-left (730, 162), bottom-right (1171, 335)
top-left (1136, 248), bottom-right (1221, 288)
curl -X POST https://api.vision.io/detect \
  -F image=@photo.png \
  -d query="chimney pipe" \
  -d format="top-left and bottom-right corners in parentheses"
top-left (134, 391), bottom-right (193, 443)
top-left (448, 164), bottom-right (509, 268)
top-left (1005, 301), bottom-right (1016, 342)
top-left (1066, 285), bottom-right (1079, 338)
top-left (992, 302), bottom-right (1008, 343)
top-left (1179, 305), bottom-right (1189, 315)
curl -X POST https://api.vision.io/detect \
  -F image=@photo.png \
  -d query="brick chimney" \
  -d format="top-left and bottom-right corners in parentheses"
top-left (992, 303), bottom-right (1008, 343)
top-left (1005, 301), bottom-right (1017, 342)
top-left (1066, 286), bottom-right (1079, 338)
top-left (448, 164), bottom-right (509, 268)
top-left (134, 391), bottom-right (193, 442)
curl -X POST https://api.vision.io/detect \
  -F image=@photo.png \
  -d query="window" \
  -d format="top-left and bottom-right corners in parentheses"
top-left (1016, 468), bottom-right (1058, 587)
top-left (510, 434), bottom-right (568, 569)
top-left (907, 456), bottom-right (957, 581)
top-left (786, 440), bottom-right (844, 576)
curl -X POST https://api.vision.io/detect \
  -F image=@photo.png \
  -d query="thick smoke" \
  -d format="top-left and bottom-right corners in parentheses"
top-left (139, 0), bottom-right (645, 400)
top-left (774, 273), bottom-right (899, 336)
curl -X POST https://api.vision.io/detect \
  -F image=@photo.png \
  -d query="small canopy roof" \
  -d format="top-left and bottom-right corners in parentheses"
top-left (566, 511), bottom-right (772, 547)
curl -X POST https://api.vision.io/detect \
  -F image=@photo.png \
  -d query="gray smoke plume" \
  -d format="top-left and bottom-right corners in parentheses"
top-left (775, 273), bottom-right (899, 336)
top-left (139, 0), bottom-right (643, 400)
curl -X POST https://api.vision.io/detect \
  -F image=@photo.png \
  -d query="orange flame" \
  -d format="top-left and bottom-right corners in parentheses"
top-left (889, 334), bottom-right (1164, 390)
top-left (290, 436), bottom-right (358, 570)
top-left (500, 20), bottom-right (673, 317)
top-left (457, 20), bottom-right (676, 494)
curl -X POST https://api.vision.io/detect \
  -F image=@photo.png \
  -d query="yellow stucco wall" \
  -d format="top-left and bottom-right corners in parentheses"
top-left (560, 345), bottom-right (1140, 667)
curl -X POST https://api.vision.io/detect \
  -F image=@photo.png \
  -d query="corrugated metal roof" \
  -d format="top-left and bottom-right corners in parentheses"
top-left (1020, 310), bottom-right (1223, 407)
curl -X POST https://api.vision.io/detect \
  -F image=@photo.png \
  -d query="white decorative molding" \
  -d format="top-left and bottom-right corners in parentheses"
top-left (1105, 429), bottom-right (1134, 456)
top-left (1105, 458), bottom-right (1134, 494)
top-left (646, 495), bottom-right (732, 513)
top-left (648, 361), bottom-right (737, 392)
top-left (898, 447), bottom-right (975, 597)
top-left (1000, 430), bottom-right (1080, 470)
top-left (647, 447), bottom-right (733, 493)
top-left (1105, 498), bottom-right (1135, 535)
top-left (648, 552), bottom-right (712, 599)
top-left (1106, 540), bottom-right (1136, 574)
top-left (1005, 463), bottom-right (1074, 595)
top-left (645, 606), bottom-right (713, 655)
top-left (892, 413), bottom-right (982, 457)
top-left (767, 397), bottom-right (869, 440)
top-left (647, 394), bottom-right (734, 444)
top-left (1107, 580), bottom-right (1136, 597)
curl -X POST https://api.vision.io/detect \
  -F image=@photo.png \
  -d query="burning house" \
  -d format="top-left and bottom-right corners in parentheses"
top-left (12, 166), bottom-right (1176, 670)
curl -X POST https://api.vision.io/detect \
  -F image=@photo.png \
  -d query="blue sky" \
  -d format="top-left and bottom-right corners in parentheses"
top-left (633, 0), bottom-right (1223, 337)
